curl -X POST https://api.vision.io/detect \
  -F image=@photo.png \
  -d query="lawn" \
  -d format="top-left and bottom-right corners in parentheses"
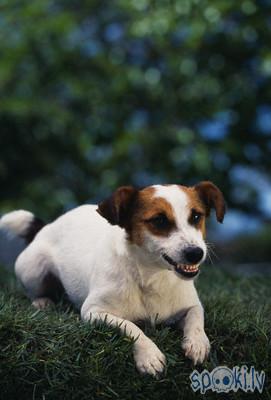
top-left (0, 265), bottom-right (270, 400)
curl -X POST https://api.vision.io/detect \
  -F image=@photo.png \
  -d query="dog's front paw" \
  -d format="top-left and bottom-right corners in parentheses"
top-left (182, 329), bottom-right (210, 365)
top-left (133, 338), bottom-right (166, 377)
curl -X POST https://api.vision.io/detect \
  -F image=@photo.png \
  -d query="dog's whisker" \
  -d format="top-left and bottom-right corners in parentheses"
top-left (209, 248), bottom-right (219, 260)
top-left (205, 241), bottom-right (216, 251)
top-left (206, 242), bottom-right (219, 263)
top-left (206, 247), bottom-right (214, 265)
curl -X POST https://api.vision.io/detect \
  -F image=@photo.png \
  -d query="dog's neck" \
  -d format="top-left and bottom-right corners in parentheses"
top-left (125, 241), bottom-right (171, 289)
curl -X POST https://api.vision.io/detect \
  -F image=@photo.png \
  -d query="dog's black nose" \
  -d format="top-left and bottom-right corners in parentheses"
top-left (184, 246), bottom-right (204, 264)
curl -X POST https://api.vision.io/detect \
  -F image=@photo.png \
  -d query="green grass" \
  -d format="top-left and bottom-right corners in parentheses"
top-left (0, 266), bottom-right (270, 400)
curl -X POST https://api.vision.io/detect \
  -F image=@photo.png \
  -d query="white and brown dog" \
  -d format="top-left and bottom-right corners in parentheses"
top-left (0, 181), bottom-right (225, 376)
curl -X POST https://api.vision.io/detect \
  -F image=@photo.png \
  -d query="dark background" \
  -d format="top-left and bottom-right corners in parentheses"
top-left (1, 0), bottom-right (271, 265)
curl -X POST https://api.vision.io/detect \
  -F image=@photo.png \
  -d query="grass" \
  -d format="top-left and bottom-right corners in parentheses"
top-left (0, 265), bottom-right (270, 400)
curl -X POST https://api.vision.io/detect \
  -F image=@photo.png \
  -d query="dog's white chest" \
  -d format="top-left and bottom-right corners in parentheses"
top-left (122, 271), bottom-right (193, 324)
top-left (138, 286), bottom-right (172, 324)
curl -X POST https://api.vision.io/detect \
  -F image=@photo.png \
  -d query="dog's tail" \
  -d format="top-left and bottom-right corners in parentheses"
top-left (0, 210), bottom-right (44, 269)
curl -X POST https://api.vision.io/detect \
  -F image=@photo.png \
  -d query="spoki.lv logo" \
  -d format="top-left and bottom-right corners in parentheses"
top-left (190, 365), bottom-right (265, 394)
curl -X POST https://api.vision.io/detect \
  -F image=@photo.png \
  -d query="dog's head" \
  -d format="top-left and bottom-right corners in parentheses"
top-left (97, 182), bottom-right (225, 279)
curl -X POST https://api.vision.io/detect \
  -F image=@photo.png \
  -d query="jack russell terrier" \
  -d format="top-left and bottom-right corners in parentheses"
top-left (0, 181), bottom-right (225, 376)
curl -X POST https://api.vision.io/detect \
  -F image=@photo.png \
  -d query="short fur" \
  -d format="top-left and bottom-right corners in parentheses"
top-left (0, 182), bottom-right (225, 376)
top-left (0, 210), bottom-right (42, 268)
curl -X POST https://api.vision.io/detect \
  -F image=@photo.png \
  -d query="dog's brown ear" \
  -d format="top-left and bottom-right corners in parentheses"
top-left (97, 186), bottom-right (138, 228)
top-left (194, 181), bottom-right (226, 223)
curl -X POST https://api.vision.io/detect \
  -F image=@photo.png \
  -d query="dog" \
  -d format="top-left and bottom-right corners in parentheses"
top-left (0, 181), bottom-right (225, 376)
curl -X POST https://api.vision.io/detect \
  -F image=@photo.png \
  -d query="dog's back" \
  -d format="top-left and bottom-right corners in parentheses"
top-left (14, 204), bottom-right (127, 307)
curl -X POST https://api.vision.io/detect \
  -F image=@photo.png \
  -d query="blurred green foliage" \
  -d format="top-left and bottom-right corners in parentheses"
top-left (0, 0), bottom-right (271, 219)
top-left (218, 224), bottom-right (271, 263)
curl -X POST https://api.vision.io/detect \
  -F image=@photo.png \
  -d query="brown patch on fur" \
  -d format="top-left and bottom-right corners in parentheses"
top-left (97, 186), bottom-right (138, 229)
top-left (181, 186), bottom-right (207, 237)
top-left (97, 186), bottom-right (178, 244)
top-left (194, 181), bottom-right (226, 223)
top-left (97, 183), bottom-right (225, 246)
top-left (128, 187), bottom-right (177, 244)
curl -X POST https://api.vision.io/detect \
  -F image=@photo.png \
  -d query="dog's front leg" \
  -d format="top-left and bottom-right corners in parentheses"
top-left (81, 305), bottom-right (166, 376)
top-left (179, 304), bottom-right (210, 365)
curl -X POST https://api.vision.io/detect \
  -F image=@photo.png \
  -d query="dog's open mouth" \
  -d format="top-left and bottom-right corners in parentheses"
top-left (162, 253), bottom-right (200, 278)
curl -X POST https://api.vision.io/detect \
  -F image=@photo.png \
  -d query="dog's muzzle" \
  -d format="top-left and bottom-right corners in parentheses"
top-left (162, 253), bottom-right (200, 278)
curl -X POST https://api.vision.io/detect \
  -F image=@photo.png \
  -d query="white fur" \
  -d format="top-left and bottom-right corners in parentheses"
top-left (0, 210), bottom-right (34, 268)
top-left (12, 186), bottom-right (210, 376)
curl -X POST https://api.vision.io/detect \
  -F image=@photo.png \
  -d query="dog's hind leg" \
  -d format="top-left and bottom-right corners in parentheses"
top-left (15, 242), bottom-right (64, 309)
top-left (32, 297), bottom-right (55, 309)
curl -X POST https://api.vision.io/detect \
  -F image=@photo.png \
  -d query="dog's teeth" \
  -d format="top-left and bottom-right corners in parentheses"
top-left (176, 264), bottom-right (199, 274)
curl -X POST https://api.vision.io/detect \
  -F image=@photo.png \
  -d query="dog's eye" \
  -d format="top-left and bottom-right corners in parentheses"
top-left (147, 214), bottom-right (170, 229)
top-left (190, 209), bottom-right (203, 225)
